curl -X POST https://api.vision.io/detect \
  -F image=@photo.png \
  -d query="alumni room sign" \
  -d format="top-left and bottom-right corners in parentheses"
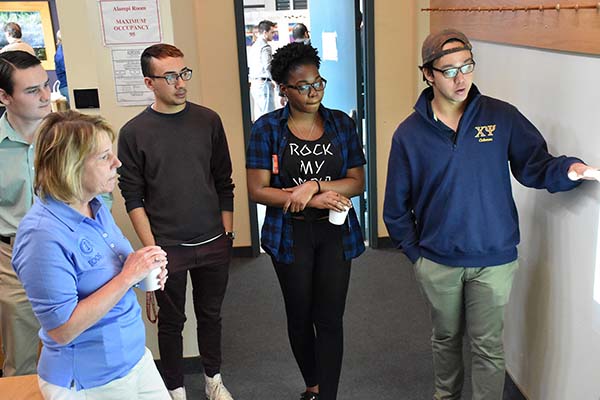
top-left (99, 0), bottom-right (162, 46)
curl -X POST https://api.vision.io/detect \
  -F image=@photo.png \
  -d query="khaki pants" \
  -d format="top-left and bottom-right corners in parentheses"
top-left (0, 241), bottom-right (40, 376)
top-left (414, 257), bottom-right (518, 400)
top-left (38, 348), bottom-right (170, 400)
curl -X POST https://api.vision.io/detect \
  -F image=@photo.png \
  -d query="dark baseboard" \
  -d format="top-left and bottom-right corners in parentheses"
top-left (376, 236), bottom-right (394, 249)
top-left (232, 245), bottom-right (254, 257)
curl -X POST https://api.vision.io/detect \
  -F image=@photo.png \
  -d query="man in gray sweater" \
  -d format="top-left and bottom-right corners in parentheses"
top-left (118, 43), bottom-right (235, 400)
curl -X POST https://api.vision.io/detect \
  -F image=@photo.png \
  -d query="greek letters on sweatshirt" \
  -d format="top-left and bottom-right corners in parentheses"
top-left (383, 85), bottom-right (582, 267)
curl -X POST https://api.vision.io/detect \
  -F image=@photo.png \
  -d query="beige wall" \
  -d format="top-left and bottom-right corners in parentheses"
top-left (373, 2), bottom-right (430, 238)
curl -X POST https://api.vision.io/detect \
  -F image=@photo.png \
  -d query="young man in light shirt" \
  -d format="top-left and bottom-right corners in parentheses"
top-left (0, 50), bottom-right (50, 376)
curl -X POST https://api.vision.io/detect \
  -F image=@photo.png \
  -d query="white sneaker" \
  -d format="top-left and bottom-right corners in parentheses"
top-left (168, 387), bottom-right (187, 400)
top-left (205, 373), bottom-right (234, 400)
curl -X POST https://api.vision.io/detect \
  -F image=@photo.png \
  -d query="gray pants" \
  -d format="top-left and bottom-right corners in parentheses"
top-left (250, 79), bottom-right (276, 120)
top-left (414, 257), bottom-right (518, 400)
top-left (0, 241), bottom-right (40, 376)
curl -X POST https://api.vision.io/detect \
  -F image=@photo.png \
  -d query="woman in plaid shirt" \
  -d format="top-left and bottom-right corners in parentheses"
top-left (246, 43), bottom-right (366, 400)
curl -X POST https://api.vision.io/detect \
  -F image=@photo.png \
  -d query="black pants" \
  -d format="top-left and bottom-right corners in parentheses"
top-left (155, 234), bottom-right (231, 390)
top-left (273, 219), bottom-right (351, 400)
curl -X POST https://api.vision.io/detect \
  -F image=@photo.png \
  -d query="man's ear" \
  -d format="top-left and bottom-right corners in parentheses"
top-left (422, 67), bottom-right (435, 85)
top-left (143, 77), bottom-right (155, 91)
top-left (0, 88), bottom-right (11, 106)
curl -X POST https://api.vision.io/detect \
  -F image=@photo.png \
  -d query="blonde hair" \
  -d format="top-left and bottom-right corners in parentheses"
top-left (34, 110), bottom-right (115, 203)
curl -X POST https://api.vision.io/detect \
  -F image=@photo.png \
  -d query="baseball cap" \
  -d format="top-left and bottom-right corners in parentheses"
top-left (421, 29), bottom-right (472, 65)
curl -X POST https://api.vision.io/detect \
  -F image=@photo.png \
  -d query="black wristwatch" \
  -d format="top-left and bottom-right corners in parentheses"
top-left (225, 231), bottom-right (235, 240)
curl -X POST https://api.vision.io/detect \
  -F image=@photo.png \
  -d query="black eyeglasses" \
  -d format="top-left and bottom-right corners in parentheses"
top-left (285, 78), bottom-right (327, 95)
top-left (431, 62), bottom-right (475, 79)
top-left (147, 68), bottom-right (193, 85)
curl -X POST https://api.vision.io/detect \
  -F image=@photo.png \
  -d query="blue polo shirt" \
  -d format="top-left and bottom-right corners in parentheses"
top-left (12, 196), bottom-right (145, 390)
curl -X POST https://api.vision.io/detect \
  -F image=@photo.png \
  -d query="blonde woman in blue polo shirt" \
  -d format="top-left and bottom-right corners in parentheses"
top-left (12, 111), bottom-right (170, 399)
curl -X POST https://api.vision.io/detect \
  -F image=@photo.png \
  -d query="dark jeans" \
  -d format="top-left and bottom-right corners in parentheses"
top-left (273, 219), bottom-right (351, 400)
top-left (155, 234), bottom-right (232, 390)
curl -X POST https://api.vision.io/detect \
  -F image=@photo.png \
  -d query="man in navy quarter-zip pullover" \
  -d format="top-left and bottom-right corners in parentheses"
top-left (383, 29), bottom-right (594, 400)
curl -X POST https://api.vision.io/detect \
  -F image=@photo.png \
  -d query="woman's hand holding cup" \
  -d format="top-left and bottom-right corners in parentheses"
top-left (122, 246), bottom-right (168, 291)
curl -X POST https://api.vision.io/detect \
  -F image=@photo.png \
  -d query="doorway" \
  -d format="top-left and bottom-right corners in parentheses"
top-left (234, 0), bottom-right (377, 255)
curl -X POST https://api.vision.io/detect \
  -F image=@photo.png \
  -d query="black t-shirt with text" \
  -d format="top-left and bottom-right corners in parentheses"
top-left (281, 131), bottom-right (343, 220)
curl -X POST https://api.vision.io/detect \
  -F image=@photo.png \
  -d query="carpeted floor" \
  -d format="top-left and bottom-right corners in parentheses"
top-left (175, 248), bottom-right (526, 399)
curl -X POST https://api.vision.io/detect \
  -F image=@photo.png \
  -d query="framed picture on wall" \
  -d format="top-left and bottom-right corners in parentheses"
top-left (0, 1), bottom-right (56, 70)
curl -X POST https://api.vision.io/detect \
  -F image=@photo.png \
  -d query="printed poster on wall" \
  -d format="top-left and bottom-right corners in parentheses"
top-left (111, 47), bottom-right (155, 106)
top-left (98, 0), bottom-right (162, 46)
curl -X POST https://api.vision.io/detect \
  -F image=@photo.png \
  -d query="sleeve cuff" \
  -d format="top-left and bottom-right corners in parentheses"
top-left (124, 199), bottom-right (144, 213)
top-left (219, 197), bottom-right (234, 212)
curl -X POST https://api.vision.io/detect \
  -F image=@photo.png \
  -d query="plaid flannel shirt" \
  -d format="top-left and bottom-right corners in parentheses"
top-left (246, 104), bottom-right (366, 264)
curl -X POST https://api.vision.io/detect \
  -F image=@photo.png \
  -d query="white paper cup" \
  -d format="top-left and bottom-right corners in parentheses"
top-left (138, 267), bottom-right (161, 292)
top-left (329, 207), bottom-right (349, 225)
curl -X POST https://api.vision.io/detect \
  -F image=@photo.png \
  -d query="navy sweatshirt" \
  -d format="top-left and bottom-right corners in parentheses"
top-left (383, 85), bottom-right (582, 267)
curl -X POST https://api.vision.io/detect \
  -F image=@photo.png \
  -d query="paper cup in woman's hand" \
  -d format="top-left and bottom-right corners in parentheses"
top-left (329, 207), bottom-right (349, 225)
top-left (138, 267), bottom-right (161, 291)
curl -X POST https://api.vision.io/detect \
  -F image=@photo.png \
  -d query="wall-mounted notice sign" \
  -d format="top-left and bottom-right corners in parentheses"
top-left (98, 0), bottom-right (162, 46)
top-left (111, 47), bottom-right (155, 106)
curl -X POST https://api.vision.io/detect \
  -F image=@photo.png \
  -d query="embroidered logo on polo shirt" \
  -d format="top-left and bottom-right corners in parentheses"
top-left (79, 237), bottom-right (103, 267)
top-left (474, 125), bottom-right (496, 143)
top-left (79, 238), bottom-right (94, 254)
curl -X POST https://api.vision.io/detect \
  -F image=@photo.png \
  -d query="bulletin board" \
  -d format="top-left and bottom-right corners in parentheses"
top-left (426, 0), bottom-right (600, 56)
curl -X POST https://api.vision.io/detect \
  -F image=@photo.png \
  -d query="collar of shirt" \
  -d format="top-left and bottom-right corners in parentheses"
top-left (426, 100), bottom-right (455, 134)
top-left (0, 112), bottom-right (29, 144)
top-left (37, 196), bottom-right (103, 232)
top-left (255, 37), bottom-right (269, 47)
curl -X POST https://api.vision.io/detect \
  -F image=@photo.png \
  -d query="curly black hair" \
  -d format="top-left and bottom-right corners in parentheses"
top-left (270, 42), bottom-right (321, 85)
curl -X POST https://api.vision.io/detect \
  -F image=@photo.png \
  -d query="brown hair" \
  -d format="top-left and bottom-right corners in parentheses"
top-left (141, 43), bottom-right (184, 77)
top-left (3, 22), bottom-right (22, 39)
top-left (35, 111), bottom-right (115, 203)
top-left (0, 50), bottom-right (41, 95)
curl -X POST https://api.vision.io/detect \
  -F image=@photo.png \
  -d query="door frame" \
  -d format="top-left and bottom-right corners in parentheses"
top-left (233, 0), bottom-right (378, 254)
top-left (233, 0), bottom-right (260, 256)
top-left (362, 0), bottom-right (379, 248)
